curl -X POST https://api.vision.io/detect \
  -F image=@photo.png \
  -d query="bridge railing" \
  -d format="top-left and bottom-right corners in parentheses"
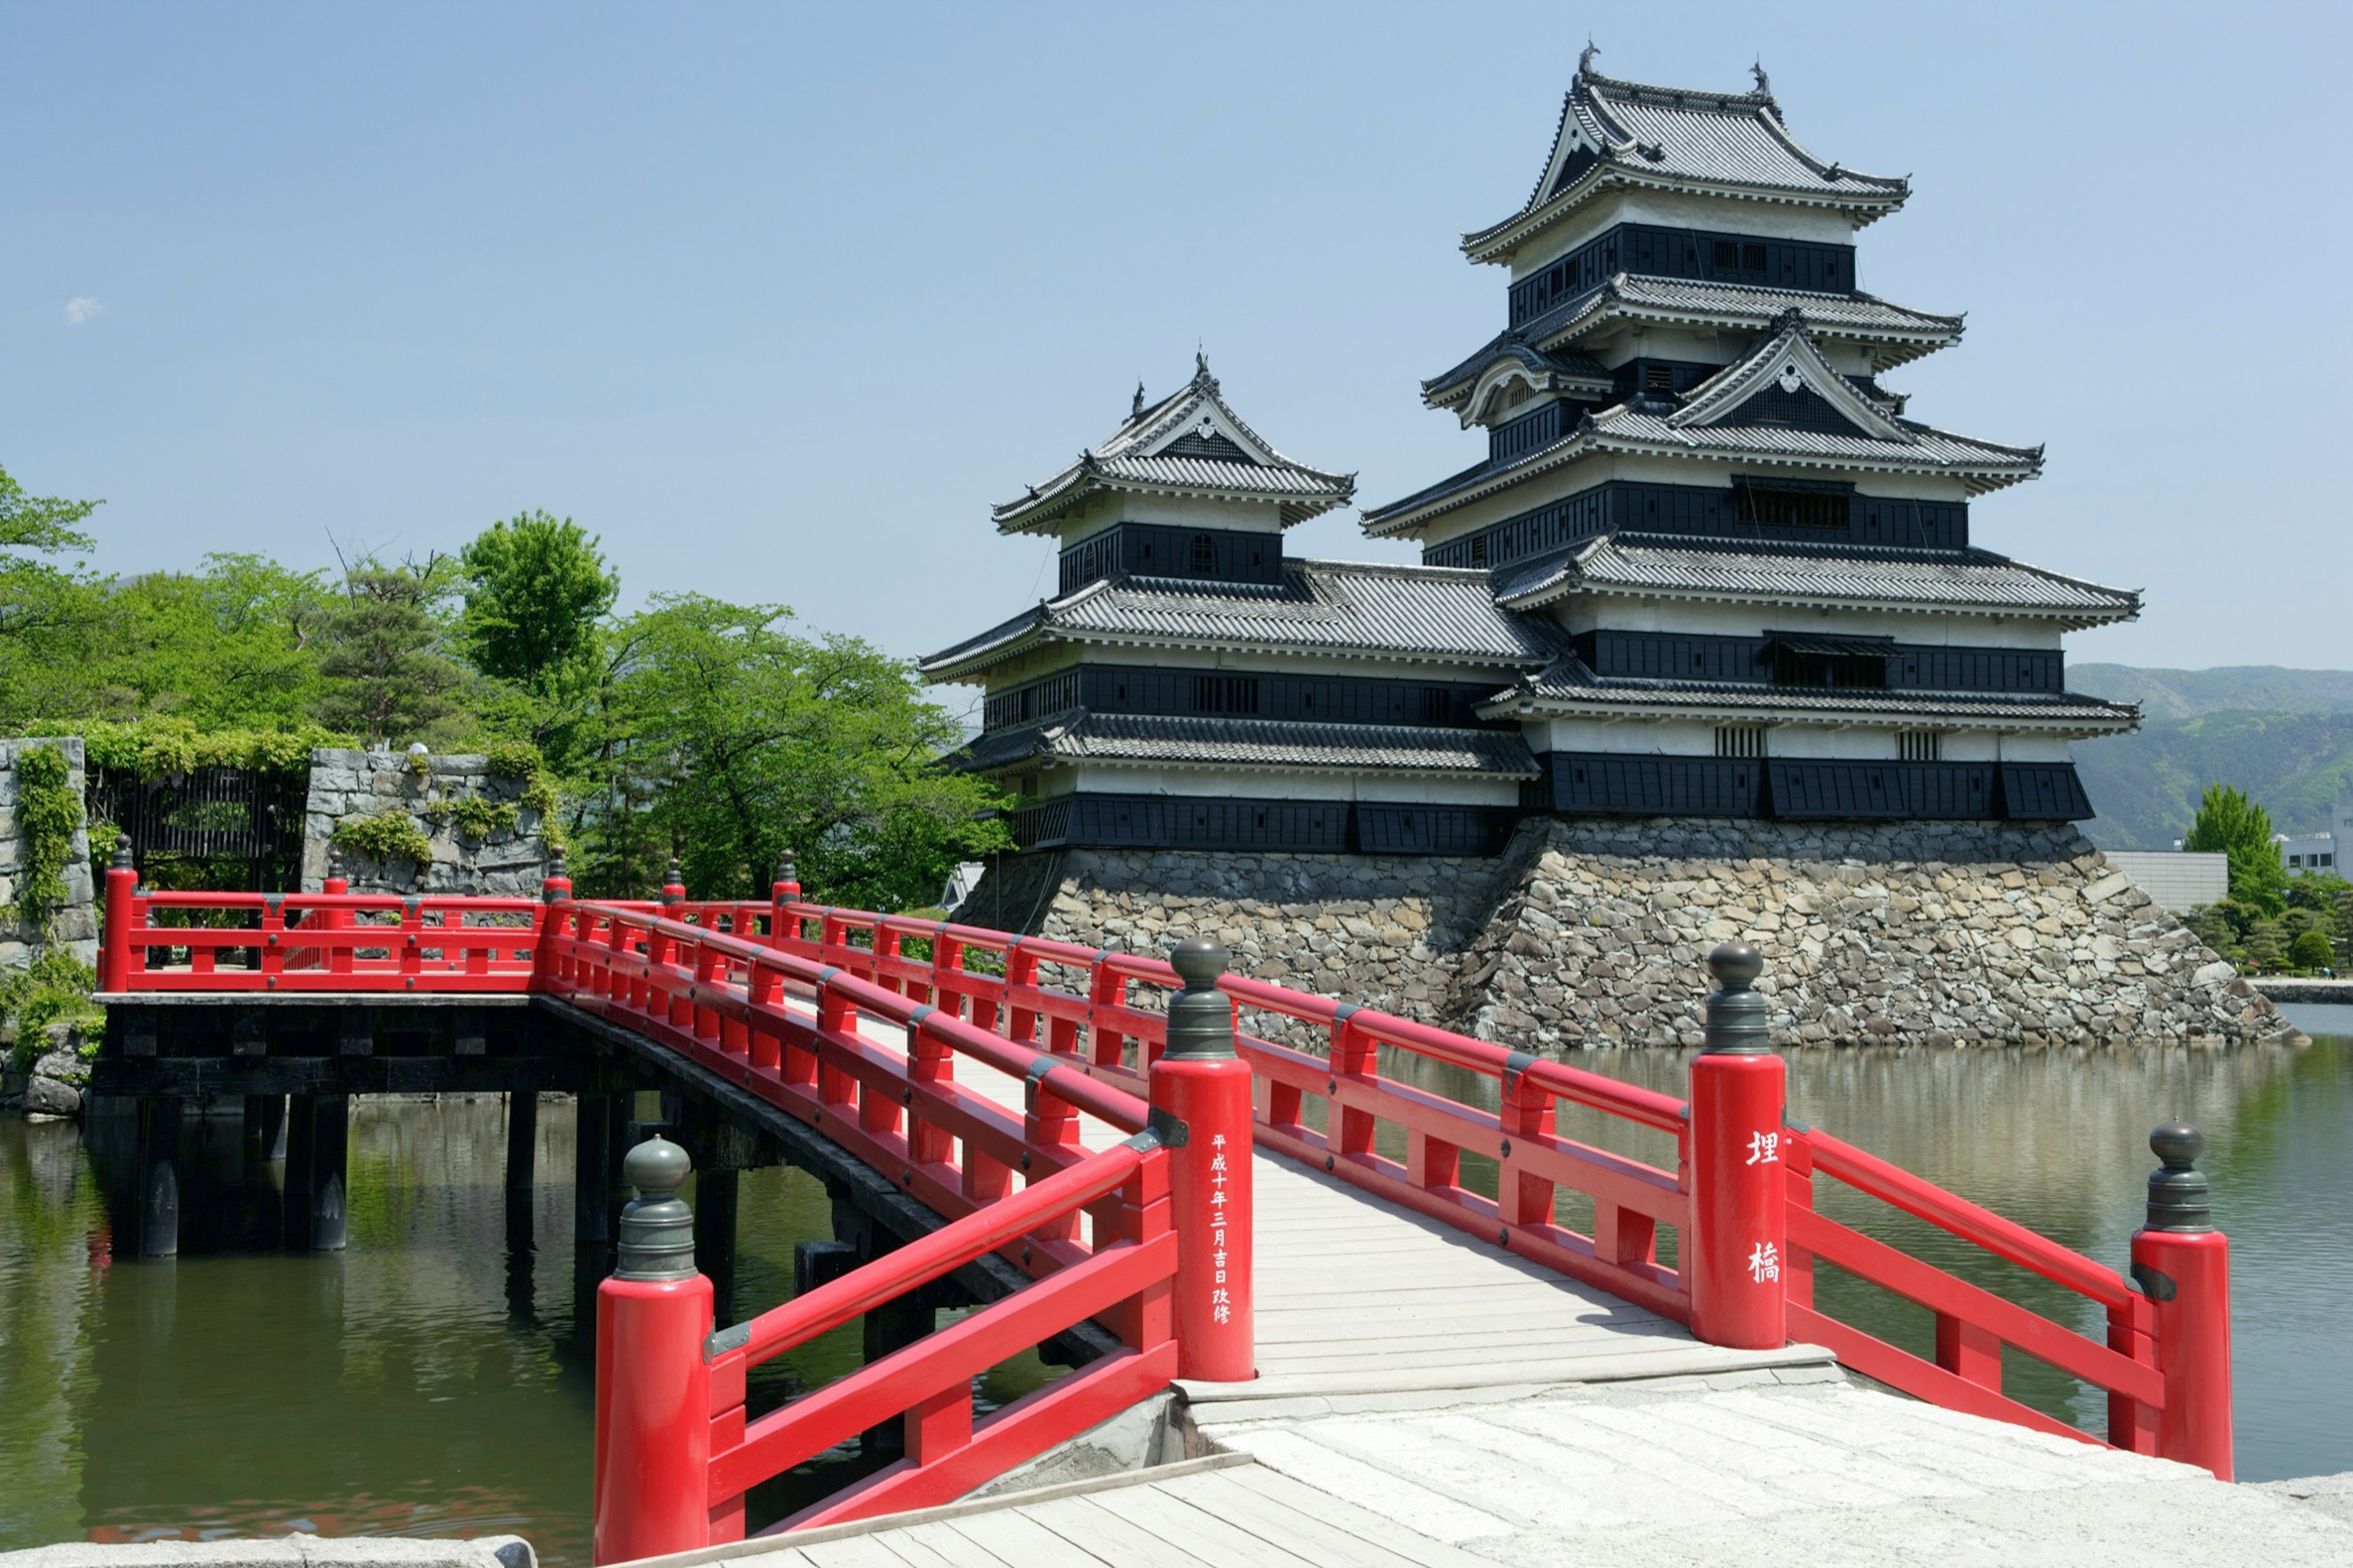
top-left (98, 881), bottom-right (544, 992)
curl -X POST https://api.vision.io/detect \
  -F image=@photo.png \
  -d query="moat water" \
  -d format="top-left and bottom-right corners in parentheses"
top-left (4, 1017), bottom-right (2347, 1561)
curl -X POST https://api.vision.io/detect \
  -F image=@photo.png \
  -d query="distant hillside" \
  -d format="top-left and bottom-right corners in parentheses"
top-left (2069, 664), bottom-right (2353, 720)
top-left (2074, 711), bottom-right (2353, 849)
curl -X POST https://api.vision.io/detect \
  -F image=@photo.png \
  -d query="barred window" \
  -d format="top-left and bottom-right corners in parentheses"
top-left (1715, 725), bottom-right (1767, 759)
top-left (1188, 532), bottom-right (1218, 575)
top-left (1898, 731), bottom-right (1944, 762)
top-left (1191, 675), bottom-right (1260, 714)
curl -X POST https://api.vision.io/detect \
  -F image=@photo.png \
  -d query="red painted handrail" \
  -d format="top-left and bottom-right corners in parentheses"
top-left (705, 1133), bottom-right (1174, 1536)
top-left (102, 874), bottom-right (2228, 1488)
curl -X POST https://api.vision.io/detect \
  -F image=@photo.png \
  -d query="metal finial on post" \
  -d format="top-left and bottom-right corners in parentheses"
top-left (2145, 1121), bottom-right (2213, 1233)
top-left (661, 857), bottom-right (685, 906)
top-left (1162, 937), bottom-right (1236, 1060)
top-left (774, 850), bottom-right (797, 890)
top-left (542, 852), bottom-right (571, 902)
top-left (615, 1138), bottom-right (697, 1281)
top-left (1701, 940), bottom-right (1769, 1055)
top-left (110, 840), bottom-right (134, 871)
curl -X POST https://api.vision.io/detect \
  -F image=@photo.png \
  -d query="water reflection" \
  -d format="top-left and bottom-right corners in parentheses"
top-left (4, 1032), bottom-right (2346, 1559)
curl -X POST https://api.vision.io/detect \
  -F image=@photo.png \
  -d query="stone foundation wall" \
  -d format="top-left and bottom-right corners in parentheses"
top-left (301, 748), bottom-right (550, 896)
top-left (953, 818), bottom-right (2295, 1047)
top-left (1450, 819), bottom-right (2292, 1047)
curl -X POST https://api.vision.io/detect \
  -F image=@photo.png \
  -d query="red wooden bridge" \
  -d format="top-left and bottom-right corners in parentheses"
top-left (94, 853), bottom-right (2238, 1564)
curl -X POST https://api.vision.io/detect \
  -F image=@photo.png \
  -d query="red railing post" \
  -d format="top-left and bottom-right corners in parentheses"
top-left (2132, 1121), bottom-right (2233, 1479)
top-left (536, 855), bottom-right (571, 985)
top-left (1684, 941), bottom-right (1787, 1350)
top-left (99, 843), bottom-right (137, 992)
top-left (594, 1137), bottom-right (714, 1566)
top-left (769, 850), bottom-right (799, 950)
top-left (662, 856), bottom-right (686, 909)
top-left (1148, 938), bottom-right (1254, 1382)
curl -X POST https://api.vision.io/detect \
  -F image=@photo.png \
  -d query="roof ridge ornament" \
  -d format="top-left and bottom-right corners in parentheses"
top-left (1578, 39), bottom-right (1597, 77)
top-left (1133, 381), bottom-right (1145, 418)
top-left (1751, 59), bottom-right (1770, 96)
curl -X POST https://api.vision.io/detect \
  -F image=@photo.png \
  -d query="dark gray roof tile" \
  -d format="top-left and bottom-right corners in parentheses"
top-left (952, 711), bottom-right (1539, 778)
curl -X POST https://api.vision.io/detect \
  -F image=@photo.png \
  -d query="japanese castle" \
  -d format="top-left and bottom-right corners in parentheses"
top-left (922, 57), bottom-right (2139, 856)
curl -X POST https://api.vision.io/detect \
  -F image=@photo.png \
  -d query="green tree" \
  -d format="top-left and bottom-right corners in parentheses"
top-left (572, 594), bottom-right (1007, 907)
top-left (2243, 918), bottom-right (2287, 970)
top-left (81, 555), bottom-right (328, 728)
top-left (458, 512), bottom-right (617, 686)
top-left (310, 558), bottom-right (467, 745)
top-left (0, 464), bottom-right (105, 725)
top-left (2183, 783), bottom-right (2287, 914)
top-left (2190, 904), bottom-right (2243, 960)
top-left (2290, 930), bottom-right (2335, 971)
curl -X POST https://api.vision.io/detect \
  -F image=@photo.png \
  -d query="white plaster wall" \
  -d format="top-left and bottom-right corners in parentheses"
top-left (1058, 493), bottom-right (1286, 550)
top-left (1058, 766), bottom-right (1520, 806)
top-left (1544, 598), bottom-right (2070, 646)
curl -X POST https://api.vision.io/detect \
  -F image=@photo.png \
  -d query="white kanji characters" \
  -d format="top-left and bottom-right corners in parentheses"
top-left (1745, 1130), bottom-right (1780, 1167)
top-left (1210, 1189), bottom-right (1226, 1208)
top-left (1209, 1153), bottom-right (1228, 1173)
top-left (1212, 1304), bottom-right (1230, 1324)
top-left (1213, 1250), bottom-right (1227, 1268)
top-left (1748, 1241), bottom-right (1780, 1283)
top-left (1211, 1134), bottom-right (1227, 1148)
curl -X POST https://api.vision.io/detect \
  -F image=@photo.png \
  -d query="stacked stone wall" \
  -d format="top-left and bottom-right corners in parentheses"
top-left (952, 819), bottom-right (2297, 1047)
top-left (301, 748), bottom-right (550, 896)
top-left (0, 737), bottom-right (98, 971)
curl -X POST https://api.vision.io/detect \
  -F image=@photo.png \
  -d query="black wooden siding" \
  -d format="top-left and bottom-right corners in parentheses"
top-left (1059, 523), bottom-right (1284, 595)
top-left (1529, 753), bottom-right (2092, 822)
top-left (1569, 632), bottom-right (2066, 695)
top-left (1509, 223), bottom-right (1856, 326)
top-left (982, 665), bottom-right (1510, 735)
top-left (1489, 400), bottom-right (1578, 464)
top-left (1010, 794), bottom-right (1517, 856)
top-left (1422, 480), bottom-right (1969, 569)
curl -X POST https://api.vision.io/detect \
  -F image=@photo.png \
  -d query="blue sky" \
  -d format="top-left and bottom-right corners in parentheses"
top-left (4, 2), bottom-right (2346, 708)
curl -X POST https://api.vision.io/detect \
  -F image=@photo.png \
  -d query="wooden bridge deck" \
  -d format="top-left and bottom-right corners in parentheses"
top-left (815, 996), bottom-right (1820, 1401)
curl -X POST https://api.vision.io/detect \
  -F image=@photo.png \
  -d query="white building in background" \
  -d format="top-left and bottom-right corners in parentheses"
top-left (2105, 851), bottom-right (2227, 912)
top-left (2277, 832), bottom-right (2336, 876)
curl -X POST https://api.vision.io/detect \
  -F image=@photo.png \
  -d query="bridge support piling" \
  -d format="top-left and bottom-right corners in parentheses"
top-left (134, 1096), bottom-right (181, 1257)
top-left (507, 1090), bottom-right (539, 1194)
top-left (593, 1137), bottom-right (712, 1567)
top-left (575, 1094), bottom-right (613, 1245)
top-left (1685, 942), bottom-right (1788, 1351)
top-left (243, 1093), bottom-right (288, 1161)
top-left (2132, 1121), bottom-right (2234, 1480)
top-left (693, 1167), bottom-right (738, 1328)
top-left (1151, 937), bottom-right (1255, 1382)
top-left (284, 1094), bottom-right (350, 1251)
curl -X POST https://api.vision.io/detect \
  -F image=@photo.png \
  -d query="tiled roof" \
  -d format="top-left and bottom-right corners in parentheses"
top-left (1422, 281), bottom-right (1961, 418)
top-left (1466, 63), bottom-right (1908, 264)
top-left (922, 558), bottom-right (1564, 680)
top-left (1420, 340), bottom-right (1614, 417)
top-left (993, 358), bottom-right (1354, 535)
top-left (1493, 534), bottom-right (2140, 623)
top-left (951, 711), bottom-right (1540, 778)
top-left (1362, 405), bottom-right (2037, 536)
top-left (1485, 657), bottom-right (2140, 732)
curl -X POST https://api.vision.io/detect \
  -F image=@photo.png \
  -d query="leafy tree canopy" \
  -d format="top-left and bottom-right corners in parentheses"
top-left (459, 511), bottom-right (617, 687)
top-left (310, 556), bottom-right (469, 746)
top-left (2184, 782), bottom-right (2287, 914)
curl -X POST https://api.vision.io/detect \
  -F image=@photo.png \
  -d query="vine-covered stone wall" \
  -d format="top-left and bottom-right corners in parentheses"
top-left (0, 737), bottom-right (97, 972)
top-left (301, 748), bottom-right (551, 896)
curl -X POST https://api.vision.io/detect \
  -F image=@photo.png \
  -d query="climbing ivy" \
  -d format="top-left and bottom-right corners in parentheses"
top-left (332, 808), bottom-right (433, 868)
top-left (422, 795), bottom-right (520, 842)
top-left (73, 718), bottom-right (352, 778)
top-left (13, 744), bottom-right (82, 945)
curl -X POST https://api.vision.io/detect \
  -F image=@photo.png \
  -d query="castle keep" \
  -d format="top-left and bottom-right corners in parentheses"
top-left (924, 58), bottom-right (2287, 1046)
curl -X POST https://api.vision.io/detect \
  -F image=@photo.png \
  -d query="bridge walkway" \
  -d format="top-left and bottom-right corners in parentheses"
top-left (653, 1377), bottom-right (2353, 1568)
top-left (803, 990), bottom-right (1817, 1401)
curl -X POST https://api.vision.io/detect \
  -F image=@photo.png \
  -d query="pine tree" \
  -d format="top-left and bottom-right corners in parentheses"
top-left (311, 559), bottom-right (466, 745)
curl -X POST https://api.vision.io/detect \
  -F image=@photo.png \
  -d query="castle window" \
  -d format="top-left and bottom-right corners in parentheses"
top-left (1737, 482), bottom-right (1850, 529)
top-left (1188, 533), bottom-right (1218, 574)
top-left (1715, 725), bottom-right (1767, 759)
top-left (1898, 731), bottom-right (1945, 762)
top-left (1420, 688), bottom-right (1454, 725)
top-left (1191, 675), bottom-right (1260, 714)
top-left (1712, 240), bottom-right (1739, 268)
top-left (1469, 535), bottom-right (1488, 566)
top-left (1643, 364), bottom-right (1675, 393)
top-left (1743, 242), bottom-right (1768, 270)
